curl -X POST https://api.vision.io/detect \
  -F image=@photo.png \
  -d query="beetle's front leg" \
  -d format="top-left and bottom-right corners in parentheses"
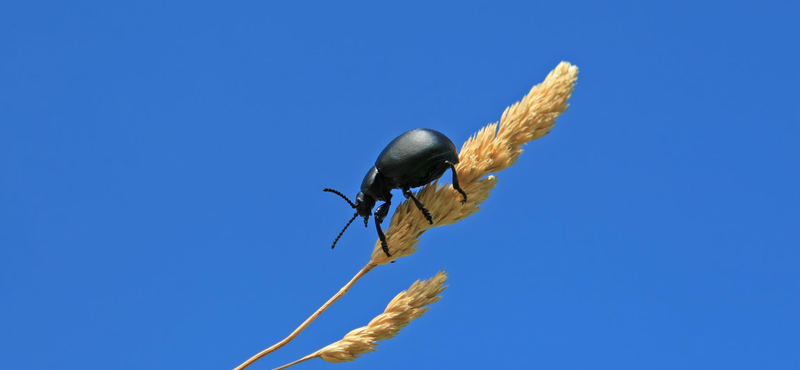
top-left (402, 188), bottom-right (433, 224)
top-left (374, 202), bottom-right (391, 257)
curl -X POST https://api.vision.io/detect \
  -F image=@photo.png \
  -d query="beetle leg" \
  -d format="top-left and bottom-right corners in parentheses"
top-left (374, 202), bottom-right (391, 257)
top-left (375, 202), bottom-right (390, 224)
top-left (402, 188), bottom-right (433, 225)
top-left (445, 160), bottom-right (467, 204)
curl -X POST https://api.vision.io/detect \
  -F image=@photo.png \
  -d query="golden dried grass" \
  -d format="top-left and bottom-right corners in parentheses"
top-left (271, 271), bottom-right (448, 369)
top-left (234, 61), bottom-right (578, 370)
top-left (369, 61), bottom-right (579, 264)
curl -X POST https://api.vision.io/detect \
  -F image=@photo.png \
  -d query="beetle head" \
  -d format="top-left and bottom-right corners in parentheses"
top-left (355, 191), bottom-right (375, 224)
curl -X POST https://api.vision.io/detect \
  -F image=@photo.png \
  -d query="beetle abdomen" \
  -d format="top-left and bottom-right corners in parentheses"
top-left (375, 128), bottom-right (459, 188)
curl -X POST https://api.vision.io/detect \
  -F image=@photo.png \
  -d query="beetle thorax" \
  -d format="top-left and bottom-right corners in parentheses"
top-left (360, 166), bottom-right (392, 202)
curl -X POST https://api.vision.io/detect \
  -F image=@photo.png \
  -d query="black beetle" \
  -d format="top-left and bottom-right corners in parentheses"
top-left (324, 128), bottom-right (467, 257)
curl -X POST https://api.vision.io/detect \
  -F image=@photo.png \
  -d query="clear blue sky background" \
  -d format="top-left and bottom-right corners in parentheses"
top-left (1, 1), bottom-right (798, 369)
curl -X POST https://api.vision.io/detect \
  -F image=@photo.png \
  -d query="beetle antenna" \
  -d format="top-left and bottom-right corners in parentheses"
top-left (331, 212), bottom-right (359, 249)
top-left (323, 188), bottom-right (356, 209)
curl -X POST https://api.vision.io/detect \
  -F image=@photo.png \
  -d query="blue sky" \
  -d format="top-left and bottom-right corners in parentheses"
top-left (1, 1), bottom-right (798, 369)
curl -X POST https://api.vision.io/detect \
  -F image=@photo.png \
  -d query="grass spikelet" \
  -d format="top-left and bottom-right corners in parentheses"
top-left (270, 271), bottom-right (448, 369)
top-left (370, 61), bottom-right (579, 264)
top-left (318, 270), bottom-right (447, 362)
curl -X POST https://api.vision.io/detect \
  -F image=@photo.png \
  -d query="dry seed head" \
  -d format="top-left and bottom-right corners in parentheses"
top-left (318, 270), bottom-right (448, 363)
top-left (370, 62), bottom-right (579, 264)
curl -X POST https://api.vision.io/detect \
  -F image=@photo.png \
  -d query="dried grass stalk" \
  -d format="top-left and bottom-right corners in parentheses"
top-left (233, 264), bottom-right (375, 370)
top-left (234, 62), bottom-right (578, 370)
top-left (370, 61), bottom-right (579, 265)
top-left (271, 271), bottom-right (448, 369)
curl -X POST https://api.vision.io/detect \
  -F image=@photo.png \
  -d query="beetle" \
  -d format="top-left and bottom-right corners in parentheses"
top-left (324, 128), bottom-right (467, 257)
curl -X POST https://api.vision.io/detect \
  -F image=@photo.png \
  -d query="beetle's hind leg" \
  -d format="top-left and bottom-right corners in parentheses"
top-left (402, 188), bottom-right (433, 225)
top-left (445, 161), bottom-right (467, 204)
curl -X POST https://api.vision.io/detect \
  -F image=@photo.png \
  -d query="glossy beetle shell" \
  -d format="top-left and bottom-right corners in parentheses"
top-left (374, 128), bottom-right (459, 188)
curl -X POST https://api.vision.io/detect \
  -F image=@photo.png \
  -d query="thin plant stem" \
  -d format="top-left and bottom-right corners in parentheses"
top-left (270, 351), bottom-right (321, 370)
top-left (233, 263), bottom-right (377, 370)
